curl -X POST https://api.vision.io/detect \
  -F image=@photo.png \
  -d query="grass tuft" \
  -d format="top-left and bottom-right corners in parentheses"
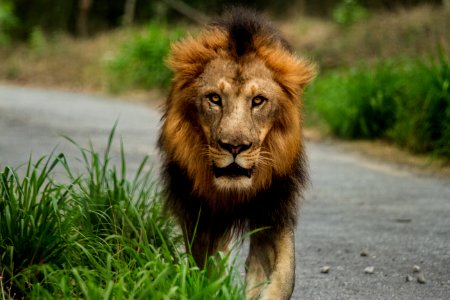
top-left (0, 153), bottom-right (72, 295)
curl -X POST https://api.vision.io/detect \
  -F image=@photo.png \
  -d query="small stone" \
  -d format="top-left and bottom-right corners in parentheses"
top-left (364, 266), bottom-right (375, 274)
top-left (360, 251), bottom-right (368, 257)
top-left (417, 274), bottom-right (426, 284)
top-left (320, 266), bottom-right (331, 274)
top-left (405, 275), bottom-right (413, 282)
top-left (395, 218), bottom-right (412, 223)
top-left (413, 265), bottom-right (421, 273)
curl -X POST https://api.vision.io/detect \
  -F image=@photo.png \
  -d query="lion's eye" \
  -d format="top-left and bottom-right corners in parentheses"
top-left (252, 96), bottom-right (267, 107)
top-left (207, 93), bottom-right (222, 106)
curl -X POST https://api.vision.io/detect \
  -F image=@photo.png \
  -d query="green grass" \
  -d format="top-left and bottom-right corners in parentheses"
top-left (0, 128), bottom-right (244, 299)
top-left (305, 51), bottom-right (450, 158)
top-left (305, 61), bottom-right (399, 139)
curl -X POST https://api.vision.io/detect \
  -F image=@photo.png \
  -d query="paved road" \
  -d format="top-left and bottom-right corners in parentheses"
top-left (1, 85), bottom-right (449, 299)
top-left (0, 85), bottom-right (160, 176)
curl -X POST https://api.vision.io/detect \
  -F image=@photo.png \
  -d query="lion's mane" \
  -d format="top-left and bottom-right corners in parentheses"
top-left (158, 9), bottom-right (315, 238)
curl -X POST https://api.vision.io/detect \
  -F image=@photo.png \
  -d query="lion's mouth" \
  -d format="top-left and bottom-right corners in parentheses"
top-left (213, 163), bottom-right (253, 178)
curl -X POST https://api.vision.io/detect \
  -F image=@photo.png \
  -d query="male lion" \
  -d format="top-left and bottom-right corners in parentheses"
top-left (158, 9), bottom-right (315, 300)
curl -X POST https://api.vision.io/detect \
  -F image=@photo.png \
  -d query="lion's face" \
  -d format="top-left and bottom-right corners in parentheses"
top-left (195, 57), bottom-right (284, 190)
top-left (160, 24), bottom-right (315, 201)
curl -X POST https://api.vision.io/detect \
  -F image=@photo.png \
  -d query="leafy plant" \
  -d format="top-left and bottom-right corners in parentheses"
top-left (106, 21), bottom-right (184, 93)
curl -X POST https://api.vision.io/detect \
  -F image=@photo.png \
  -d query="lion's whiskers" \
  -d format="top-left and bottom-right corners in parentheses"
top-left (200, 147), bottom-right (211, 157)
top-left (202, 146), bottom-right (275, 168)
top-left (256, 150), bottom-right (274, 168)
top-left (257, 157), bottom-right (274, 168)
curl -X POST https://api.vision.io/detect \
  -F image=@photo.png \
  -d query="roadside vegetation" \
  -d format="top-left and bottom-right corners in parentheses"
top-left (0, 130), bottom-right (244, 299)
top-left (299, 4), bottom-right (450, 159)
top-left (305, 51), bottom-right (450, 158)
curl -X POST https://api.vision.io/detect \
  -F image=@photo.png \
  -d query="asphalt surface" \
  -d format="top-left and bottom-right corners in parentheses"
top-left (1, 85), bottom-right (449, 300)
top-left (0, 85), bottom-right (160, 176)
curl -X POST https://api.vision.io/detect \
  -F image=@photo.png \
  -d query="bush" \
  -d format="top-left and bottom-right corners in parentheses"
top-left (307, 62), bottom-right (400, 139)
top-left (306, 52), bottom-right (450, 158)
top-left (0, 1), bottom-right (18, 46)
top-left (390, 52), bottom-right (450, 155)
top-left (106, 22), bottom-right (184, 93)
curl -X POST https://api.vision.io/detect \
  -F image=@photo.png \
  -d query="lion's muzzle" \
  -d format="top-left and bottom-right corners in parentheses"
top-left (212, 139), bottom-right (256, 180)
top-left (218, 140), bottom-right (252, 158)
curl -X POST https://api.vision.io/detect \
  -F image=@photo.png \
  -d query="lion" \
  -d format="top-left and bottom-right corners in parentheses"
top-left (158, 8), bottom-right (315, 300)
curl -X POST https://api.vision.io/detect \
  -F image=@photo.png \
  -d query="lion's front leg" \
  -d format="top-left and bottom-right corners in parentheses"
top-left (182, 223), bottom-right (231, 269)
top-left (245, 228), bottom-right (295, 300)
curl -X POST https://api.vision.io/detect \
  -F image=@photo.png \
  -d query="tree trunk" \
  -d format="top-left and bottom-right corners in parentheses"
top-left (296, 0), bottom-right (306, 14)
top-left (77, 0), bottom-right (92, 38)
top-left (123, 0), bottom-right (137, 26)
top-left (162, 0), bottom-right (209, 25)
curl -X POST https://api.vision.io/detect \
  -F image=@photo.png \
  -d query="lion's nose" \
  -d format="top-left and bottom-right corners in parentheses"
top-left (218, 140), bottom-right (252, 158)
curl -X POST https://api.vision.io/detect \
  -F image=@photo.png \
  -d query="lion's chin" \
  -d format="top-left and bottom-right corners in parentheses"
top-left (212, 162), bottom-right (254, 192)
top-left (213, 176), bottom-right (253, 191)
top-left (211, 163), bottom-right (255, 191)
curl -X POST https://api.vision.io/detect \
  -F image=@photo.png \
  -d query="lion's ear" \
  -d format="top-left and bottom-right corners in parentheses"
top-left (258, 46), bottom-right (316, 98)
top-left (166, 29), bottom-right (229, 84)
top-left (277, 56), bottom-right (316, 97)
top-left (165, 36), bottom-right (208, 82)
top-left (292, 57), bottom-right (317, 89)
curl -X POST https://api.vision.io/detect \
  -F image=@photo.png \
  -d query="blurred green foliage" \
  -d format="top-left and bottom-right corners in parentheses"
top-left (7, 0), bottom-right (445, 39)
top-left (28, 27), bottom-right (47, 56)
top-left (0, 1), bottom-right (18, 46)
top-left (306, 51), bottom-right (450, 158)
top-left (332, 0), bottom-right (368, 26)
top-left (106, 22), bottom-right (184, 92)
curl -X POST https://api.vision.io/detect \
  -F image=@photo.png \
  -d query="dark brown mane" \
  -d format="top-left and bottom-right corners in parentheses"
top-left (211, 7), bottom-right (293, 58)
top-left (162, 148), bottom-right (307, 237)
